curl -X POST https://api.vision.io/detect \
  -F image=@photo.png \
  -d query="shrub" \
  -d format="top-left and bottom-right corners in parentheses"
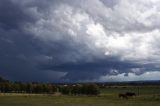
top-left (60, 86), bottom-right (71, 95)
top-left (81, 84), bottom-right (100, 95)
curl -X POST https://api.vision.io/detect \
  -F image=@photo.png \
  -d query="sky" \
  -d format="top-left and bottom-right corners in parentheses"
top-left (1, 0), bottom-right (160, 82)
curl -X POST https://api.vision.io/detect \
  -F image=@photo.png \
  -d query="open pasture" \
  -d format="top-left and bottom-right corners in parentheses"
top-left (0, 86), bottom-right (160, 106)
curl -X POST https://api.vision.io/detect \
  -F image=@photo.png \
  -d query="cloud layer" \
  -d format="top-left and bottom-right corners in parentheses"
top-left (0, 0), bottom-right (160, 82)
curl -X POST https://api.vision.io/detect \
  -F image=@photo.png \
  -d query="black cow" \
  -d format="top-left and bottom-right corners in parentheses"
top-left (118, 93), bottom-right (128, 99)
top-left (125, 92), bottom-right (136, 97)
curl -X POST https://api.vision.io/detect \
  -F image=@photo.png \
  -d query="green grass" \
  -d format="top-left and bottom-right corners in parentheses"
top-left (0, 86), bottom-right (160, 106)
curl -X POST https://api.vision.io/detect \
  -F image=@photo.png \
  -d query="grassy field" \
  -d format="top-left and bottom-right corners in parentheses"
top-left (0, 86), bottom-right (160, 106)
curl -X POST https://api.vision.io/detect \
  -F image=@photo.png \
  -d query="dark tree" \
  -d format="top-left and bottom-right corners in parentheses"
top-left (81, 84), bottom-right (100, 95)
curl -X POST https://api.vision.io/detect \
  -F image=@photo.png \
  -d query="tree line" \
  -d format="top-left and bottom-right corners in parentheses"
top-left (0, 81), bottom-right (56, 94)
top-left (60, 84), bottom-right (100, 95)
top-left (0, 77), bottom-right (100, 95)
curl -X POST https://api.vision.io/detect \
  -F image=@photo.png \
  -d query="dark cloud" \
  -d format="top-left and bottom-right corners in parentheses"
top-left (0, 0), bottom-right (63, 82)
top-left (41, 58), bottom-right (141, 81)
top-left (0, 0), bottom-right (37, 30)
top-left (0, 0), bottom-right (160, 82)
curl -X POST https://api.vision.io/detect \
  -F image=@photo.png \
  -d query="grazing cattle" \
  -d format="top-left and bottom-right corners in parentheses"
top-left (125, 92), bottom-right (136, 97)
top-left (118, 93), bottom-right (128, 99)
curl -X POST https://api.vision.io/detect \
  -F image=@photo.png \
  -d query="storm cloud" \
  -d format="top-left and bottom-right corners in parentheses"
top-left (1, 0), bottom-right (160, 82)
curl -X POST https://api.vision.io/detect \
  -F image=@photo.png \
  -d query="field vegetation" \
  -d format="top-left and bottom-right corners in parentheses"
top-left (0, 86), bottom-right (160, 106)
top-left (0, 77), bottom-right (160, 106)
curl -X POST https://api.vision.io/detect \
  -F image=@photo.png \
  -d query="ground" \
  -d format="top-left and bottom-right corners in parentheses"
top-left (0, 86), bottom-right (160, 106)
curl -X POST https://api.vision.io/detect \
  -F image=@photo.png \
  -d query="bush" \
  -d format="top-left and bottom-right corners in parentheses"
top-left (71, 85), bottom-right (82, 95)
top-left (81, 84), bottom-right (100, 95)
top-left (60, 86), bottom-right (71, 95)
top-left (59, 84), bottom-right (100, 95)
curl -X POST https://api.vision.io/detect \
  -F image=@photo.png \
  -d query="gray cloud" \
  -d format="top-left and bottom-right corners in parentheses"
top-left (0, 0), bottom-right (160, 82)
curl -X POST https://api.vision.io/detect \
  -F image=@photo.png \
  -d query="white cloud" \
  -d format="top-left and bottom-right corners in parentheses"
top-left (23, 0), bottom-right (160, 79)
top-left (99, 71), bottom-right (160, 82)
